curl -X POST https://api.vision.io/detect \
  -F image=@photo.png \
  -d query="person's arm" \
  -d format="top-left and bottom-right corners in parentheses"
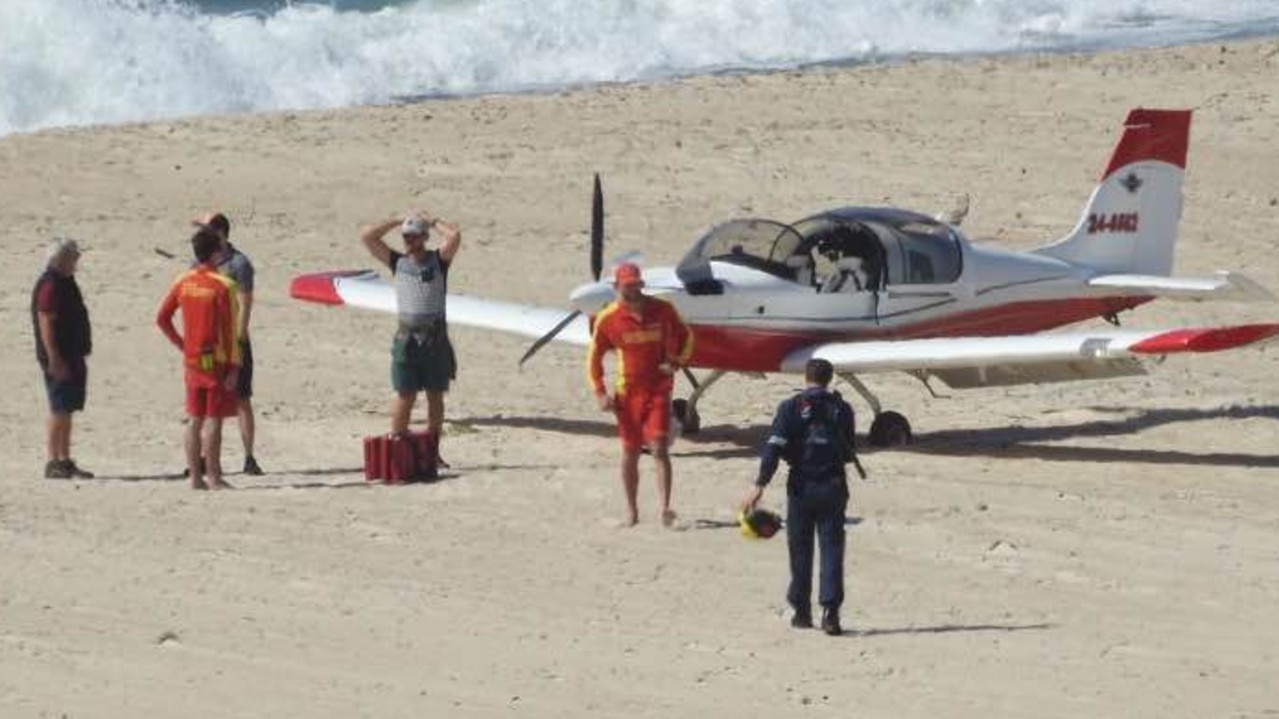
top-left (742, 401), bottom-right (790, 510)
top-left (433, 219), bottom-right (461, 264)
top-left (839, 398), bottom-right (867, 479)
top-left (587, 313), bottom-right (614, 410)
top-left (665, 302), bottom-right (694, 370)
top-left (36, 311), bottom-right (69, 381)
top-left (360, 218), bottom-right (401, 268)
top-left (155, 283), bottom-right (184, 351)
top-left (237, 289), bottom-right (253, 340)
top-left (220, 284), bottom-right (241, 391)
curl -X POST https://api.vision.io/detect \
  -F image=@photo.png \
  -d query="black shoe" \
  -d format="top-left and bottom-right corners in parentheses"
top-left (243, 456), bottom-right (264, 476)
top-left (63, 460), bottom-right (94, 479)
top-left (45, 460), bottom-right (72, 479)
top-left (790, 610), bottom-right (813, 629)
top-left (821, 608), bottom-right (842, 636)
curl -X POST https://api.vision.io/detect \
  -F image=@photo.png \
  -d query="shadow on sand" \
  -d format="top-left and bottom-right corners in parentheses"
top-left (663, 405), bottom-right (1279, 469)
top-left (843, 622), bottom-right (1054, 639)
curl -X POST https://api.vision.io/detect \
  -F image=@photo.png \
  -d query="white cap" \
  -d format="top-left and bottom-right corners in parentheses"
top-left (46, 237), bottom-right (82, 265)
top-left (400, 215), bottom-right (429, 237)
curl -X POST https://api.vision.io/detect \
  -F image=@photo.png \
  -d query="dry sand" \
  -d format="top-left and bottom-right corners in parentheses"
top-left (2, 39), bottom-right (1279, 718)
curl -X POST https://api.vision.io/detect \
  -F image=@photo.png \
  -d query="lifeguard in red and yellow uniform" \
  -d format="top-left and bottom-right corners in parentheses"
top-left (587, 262), bottom-right (693, 527)
top-left (157, 228), bottom-right (242, 491)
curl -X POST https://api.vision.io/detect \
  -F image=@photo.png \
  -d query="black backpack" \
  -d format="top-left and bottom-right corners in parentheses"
top-left (791, 392), bottom-right (866, 480)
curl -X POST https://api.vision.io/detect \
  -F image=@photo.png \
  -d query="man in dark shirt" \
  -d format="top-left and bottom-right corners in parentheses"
top-left (31, 238), bottom-right (94, 479)
top-left (741, 358), bottom-right (865, 635)
top-left (194, 212), bottom-right (264, 476)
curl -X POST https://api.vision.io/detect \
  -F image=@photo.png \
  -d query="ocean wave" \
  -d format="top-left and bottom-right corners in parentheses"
top-left (2, 0), bottom-right (1276, 136)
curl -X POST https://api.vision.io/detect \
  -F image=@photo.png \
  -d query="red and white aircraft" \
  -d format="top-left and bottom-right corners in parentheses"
top-left (291, 108), bottom-right (1279, 446)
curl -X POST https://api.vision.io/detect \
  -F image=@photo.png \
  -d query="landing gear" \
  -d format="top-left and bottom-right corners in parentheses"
top-left (672, 369), bottom-right (727, 436)
top-left (868, 410), bottom-right (912, 447)
top-left (837, 372), bottom-right (913, 448)
top-left (672, 398), bottom-right (699, 435)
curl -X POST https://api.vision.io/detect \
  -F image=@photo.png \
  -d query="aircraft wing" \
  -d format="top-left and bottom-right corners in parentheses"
top-left (290, 270), bottom-right (592, 345)
top-left (780, 324), bottom-right (1279, 389)
top-left (1089, 271), bottom-right (1273, 302)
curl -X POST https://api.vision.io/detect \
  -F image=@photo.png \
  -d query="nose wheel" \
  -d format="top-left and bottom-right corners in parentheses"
top-left (868, 410), bottom-right (912, 447)
top-left (672, 398), bottom-right (700, 435)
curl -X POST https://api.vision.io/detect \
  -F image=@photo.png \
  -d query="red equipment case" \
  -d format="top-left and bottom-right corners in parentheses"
top-left (363, 431), bottom-right (438, 483)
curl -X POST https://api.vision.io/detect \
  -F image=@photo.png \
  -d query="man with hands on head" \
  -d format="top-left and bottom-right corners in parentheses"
top-left (360, 210), bottom-right (462, 462)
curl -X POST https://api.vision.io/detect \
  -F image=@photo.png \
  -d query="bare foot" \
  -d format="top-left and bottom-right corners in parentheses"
top-left (191, 480), bottom-right (208, 491)
top-left (209, 479), bottom-right (233, 490)
top-left (661, 509), bottom-right (678, 528)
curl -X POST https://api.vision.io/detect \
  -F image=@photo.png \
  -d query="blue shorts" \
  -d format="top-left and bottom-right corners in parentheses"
top-left (43, 357), bottom-right (87, 413)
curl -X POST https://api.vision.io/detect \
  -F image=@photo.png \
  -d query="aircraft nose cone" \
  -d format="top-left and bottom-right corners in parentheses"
top-left (569, 281), bottom-right (613, 313)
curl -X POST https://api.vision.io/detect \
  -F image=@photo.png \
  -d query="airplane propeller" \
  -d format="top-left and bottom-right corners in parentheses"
top-left (519, 173), bottom-right (605, 367)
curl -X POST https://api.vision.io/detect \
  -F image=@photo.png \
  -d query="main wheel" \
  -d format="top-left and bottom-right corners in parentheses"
top-left (868, 410), bottom-right (911, 447)
top-left (672, 398), bottom-right (701, 435)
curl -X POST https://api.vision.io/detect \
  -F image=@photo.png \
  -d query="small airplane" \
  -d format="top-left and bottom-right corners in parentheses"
top-left (291, 108), bottom-right (1279, 446)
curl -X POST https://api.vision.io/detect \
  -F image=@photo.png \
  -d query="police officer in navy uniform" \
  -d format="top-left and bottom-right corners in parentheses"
top-left (741, 358), bottom-right (865, 635)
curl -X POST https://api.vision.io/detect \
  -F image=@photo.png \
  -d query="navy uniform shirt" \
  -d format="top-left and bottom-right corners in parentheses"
top-left (756, 387), bottom-right (856, 488)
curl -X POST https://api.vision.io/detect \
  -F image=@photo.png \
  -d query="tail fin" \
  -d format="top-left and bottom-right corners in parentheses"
top-left (1035, 109), bottom-right (1192, 276)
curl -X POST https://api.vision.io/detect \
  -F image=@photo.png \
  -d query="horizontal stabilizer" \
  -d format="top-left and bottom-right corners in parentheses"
top-left (1088, 271), bottom-right (1274, 302)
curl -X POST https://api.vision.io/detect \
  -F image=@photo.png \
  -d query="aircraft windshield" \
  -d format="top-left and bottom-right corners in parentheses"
top-left (677, 219), bottom-right (805, 279)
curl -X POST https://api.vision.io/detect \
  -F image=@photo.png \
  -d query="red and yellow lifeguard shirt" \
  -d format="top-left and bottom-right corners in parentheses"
top-left (156, 265), bottom-right (241, 387)
top-left (587, 296), bottom-right (693, 396)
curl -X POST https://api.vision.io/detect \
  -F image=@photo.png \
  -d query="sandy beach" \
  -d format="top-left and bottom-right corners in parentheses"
top-left (2, 38), bottom-right (1279, 717)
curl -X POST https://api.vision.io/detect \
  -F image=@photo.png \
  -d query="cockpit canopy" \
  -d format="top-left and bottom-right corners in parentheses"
top-left (676, 209), bottom-right (963, 294)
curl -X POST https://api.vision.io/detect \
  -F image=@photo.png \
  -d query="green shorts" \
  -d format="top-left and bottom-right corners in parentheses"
top-left (391, 329), bottom-right (456, 394)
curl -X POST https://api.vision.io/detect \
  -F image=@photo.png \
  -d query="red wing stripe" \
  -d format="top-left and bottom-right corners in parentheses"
top-left (290, 271), bottom-right (360, 306)
top-left (1129, 324), bottom-right (1279, 354)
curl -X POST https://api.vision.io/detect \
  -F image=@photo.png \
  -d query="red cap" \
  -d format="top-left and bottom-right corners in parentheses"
top-left (613, 262), bottom-right (643, 287)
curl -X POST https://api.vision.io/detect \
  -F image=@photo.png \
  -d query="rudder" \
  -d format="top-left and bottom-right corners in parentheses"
top-left (1035, 108), bottom-right (1192, 276)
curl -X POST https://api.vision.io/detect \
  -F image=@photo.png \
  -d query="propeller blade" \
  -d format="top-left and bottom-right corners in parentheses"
top-left (519, 310), bottom-right (582, 367)
top-left (591, 173), bottom-right (604, 281)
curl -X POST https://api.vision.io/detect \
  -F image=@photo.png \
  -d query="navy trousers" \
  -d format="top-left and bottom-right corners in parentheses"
top-left (786, 478), bottom-right (848, 613)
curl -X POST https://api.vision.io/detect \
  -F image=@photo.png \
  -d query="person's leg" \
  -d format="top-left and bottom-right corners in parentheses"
top-left (204, 417), bottom-right (228, 489)
top-left (237, 340), bottom-right (261, 474)
top-left (390, 392), bottom-right (415, 434)
top-left (815, 484), bottom-right (849, 632)
top-left (425, 391), bottom-right (444, 434)
top-left (646, 394), bottom-right (675, 525)
top-left (238, 398), bottom-right (256, 458)
top-left (786, 488), bottom-right (817, 622)
top-left (620, 450), bottom-right (641, 526)
top-left (186, 414), bottom-right (206, 490)
top-left (652, 444), bottom-right (675, 526)
top-left (48, 412), bottom-right (70, 462)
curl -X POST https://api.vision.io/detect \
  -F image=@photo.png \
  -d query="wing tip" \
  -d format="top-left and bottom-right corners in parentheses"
top-left (290, 271), bottom-right (360, 306)
top-left (1130, 323), bottom-right (1279, 354)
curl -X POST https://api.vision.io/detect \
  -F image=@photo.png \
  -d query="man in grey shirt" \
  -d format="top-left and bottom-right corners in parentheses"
top-left (195, 212), bottom-right (264, 476)
top-left (360, 211), bottom-right (462, 459)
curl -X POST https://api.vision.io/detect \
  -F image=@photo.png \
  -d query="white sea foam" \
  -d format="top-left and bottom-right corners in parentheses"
top-left (1, 0), bottom-right (1276, 136)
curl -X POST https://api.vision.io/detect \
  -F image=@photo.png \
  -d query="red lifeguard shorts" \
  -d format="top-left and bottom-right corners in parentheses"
top-left (186, 383), bottom-right (239, 418)
top-left (614, 388), bottom-right (671, 453)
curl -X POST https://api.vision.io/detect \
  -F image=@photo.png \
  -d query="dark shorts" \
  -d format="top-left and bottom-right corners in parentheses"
top-left (236, 338), bottom-right (254, 400)
top-left (42, 357), bottom-right (87, 414)
top-left (391, 330), bottom-right (456, 394)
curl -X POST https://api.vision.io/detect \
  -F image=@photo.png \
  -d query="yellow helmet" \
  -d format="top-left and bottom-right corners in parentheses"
top-left (739, 508), bottom-right (782, 539)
